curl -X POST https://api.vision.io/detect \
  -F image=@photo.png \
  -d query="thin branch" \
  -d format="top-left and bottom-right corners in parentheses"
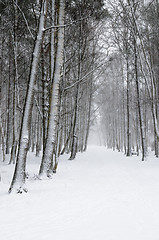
top-left (44, 15), bottom-right (90, 32)
top-left (64, 61), bottom-right (108, 92)
top-left (0, 0), bottom-right (5, 5)
top-left (34, 95), bottom-right (43, 120)
top-left (13, 0), bottom-right (35, 40)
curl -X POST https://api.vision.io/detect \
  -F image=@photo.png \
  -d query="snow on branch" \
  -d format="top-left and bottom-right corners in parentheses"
top-left (44, 15), bottom-right (91, 32)
top-left (64, 62), bottom-right (108, 92)
top-left (13, 0), bottom-right (35, 40)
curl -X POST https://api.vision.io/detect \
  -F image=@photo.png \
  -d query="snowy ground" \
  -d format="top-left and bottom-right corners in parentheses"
top-left (0, 146), bottom-right (159, 240)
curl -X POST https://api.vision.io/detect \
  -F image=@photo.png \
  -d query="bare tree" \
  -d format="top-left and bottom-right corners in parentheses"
top-left (9, 0), bottom-right (48, 193)
top-left (39, 0), bottom-right (65, 177)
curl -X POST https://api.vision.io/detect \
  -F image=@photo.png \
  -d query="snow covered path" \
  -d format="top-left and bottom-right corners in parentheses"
top-left (0, 146), bottom-right (159, 240)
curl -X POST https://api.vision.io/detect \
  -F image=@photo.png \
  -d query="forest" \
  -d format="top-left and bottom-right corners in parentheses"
top-left (0, 0), bottom-right (159, 194)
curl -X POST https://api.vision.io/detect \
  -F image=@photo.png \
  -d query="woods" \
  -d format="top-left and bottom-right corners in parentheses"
top-left (0, 0), bottom-right (106, 192)
top-left (0, 0), bottom-right (159, 193)
top-left (98, 0), bottom-right (159, 160)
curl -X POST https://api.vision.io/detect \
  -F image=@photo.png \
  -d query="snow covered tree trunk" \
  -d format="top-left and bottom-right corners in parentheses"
top-left (0, 109), bottom-right (5, 162)
top-left (130, 0), bottom-right (146, 160)
top-left (9, 1), bottom-right (47, 193)
top-left (69, 83), bottom-right (80, 160)
top-left (6, 36), bottom-right (12, 155)
top-left (39, 0), bottom-right (65, 177)
top-left (134, 38), bottom-right (146, 161)
top-left (83, 71), bottom-right (93, 152)
top-left (69, 17), bottom-right (83, 160)
top-left (126, 56), bottom-right (131, 156)
top-left (9, 0), bottom-right (19, 164)
top-left (51, 0), bottom-right (55, 81)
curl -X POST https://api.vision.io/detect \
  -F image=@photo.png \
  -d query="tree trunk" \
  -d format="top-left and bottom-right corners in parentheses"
top-left (39, 0), bottom-right (65, 177)
top-left (9, 1), bottom-right (47, 193)
top-left (134, 38), bottom-right (146, 161)
top-left (126, 56), bottom-right (131, 156)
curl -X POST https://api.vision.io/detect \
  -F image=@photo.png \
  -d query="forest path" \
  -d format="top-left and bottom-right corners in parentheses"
top-left (0, 146), bottom-right (159, 240)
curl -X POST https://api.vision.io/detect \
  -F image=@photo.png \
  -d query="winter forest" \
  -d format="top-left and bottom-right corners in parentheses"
top-left (0, 0), bottom-right (159, 239)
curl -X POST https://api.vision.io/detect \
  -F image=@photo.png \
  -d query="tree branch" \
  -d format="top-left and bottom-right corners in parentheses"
top-left (64, 62), bottom-right (107, 92)
top-left (13, 0), bottom-right (35, 40)
top-left (44, 15), bottom-right (90, 32)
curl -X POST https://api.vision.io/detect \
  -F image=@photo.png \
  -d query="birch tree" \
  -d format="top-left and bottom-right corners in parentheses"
top-left (39, 0), bottom-right (65, 177)
top-left (9, 0), bottom-right (47, 193)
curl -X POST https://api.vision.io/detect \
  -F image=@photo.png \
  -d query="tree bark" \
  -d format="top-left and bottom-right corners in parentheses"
top-left (39, 0), bottom-right (65, 177)
top-left (9, 1), bottom-right (47, 193)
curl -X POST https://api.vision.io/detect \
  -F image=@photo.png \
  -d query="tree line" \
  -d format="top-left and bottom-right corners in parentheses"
top-left (98, 0), bottom-right (159, 161)
top-left (1, 0), bottom-right (158, 193)
top-left (0, 0), bottom-right (107, 193)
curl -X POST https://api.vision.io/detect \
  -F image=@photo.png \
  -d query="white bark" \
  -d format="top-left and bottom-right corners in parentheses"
top-left (39, 0), bottom-right (65, 176)
top-left (51, 0), bottom-right (55, 80)
top-left (9, 1), bottom-right (47, 193)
